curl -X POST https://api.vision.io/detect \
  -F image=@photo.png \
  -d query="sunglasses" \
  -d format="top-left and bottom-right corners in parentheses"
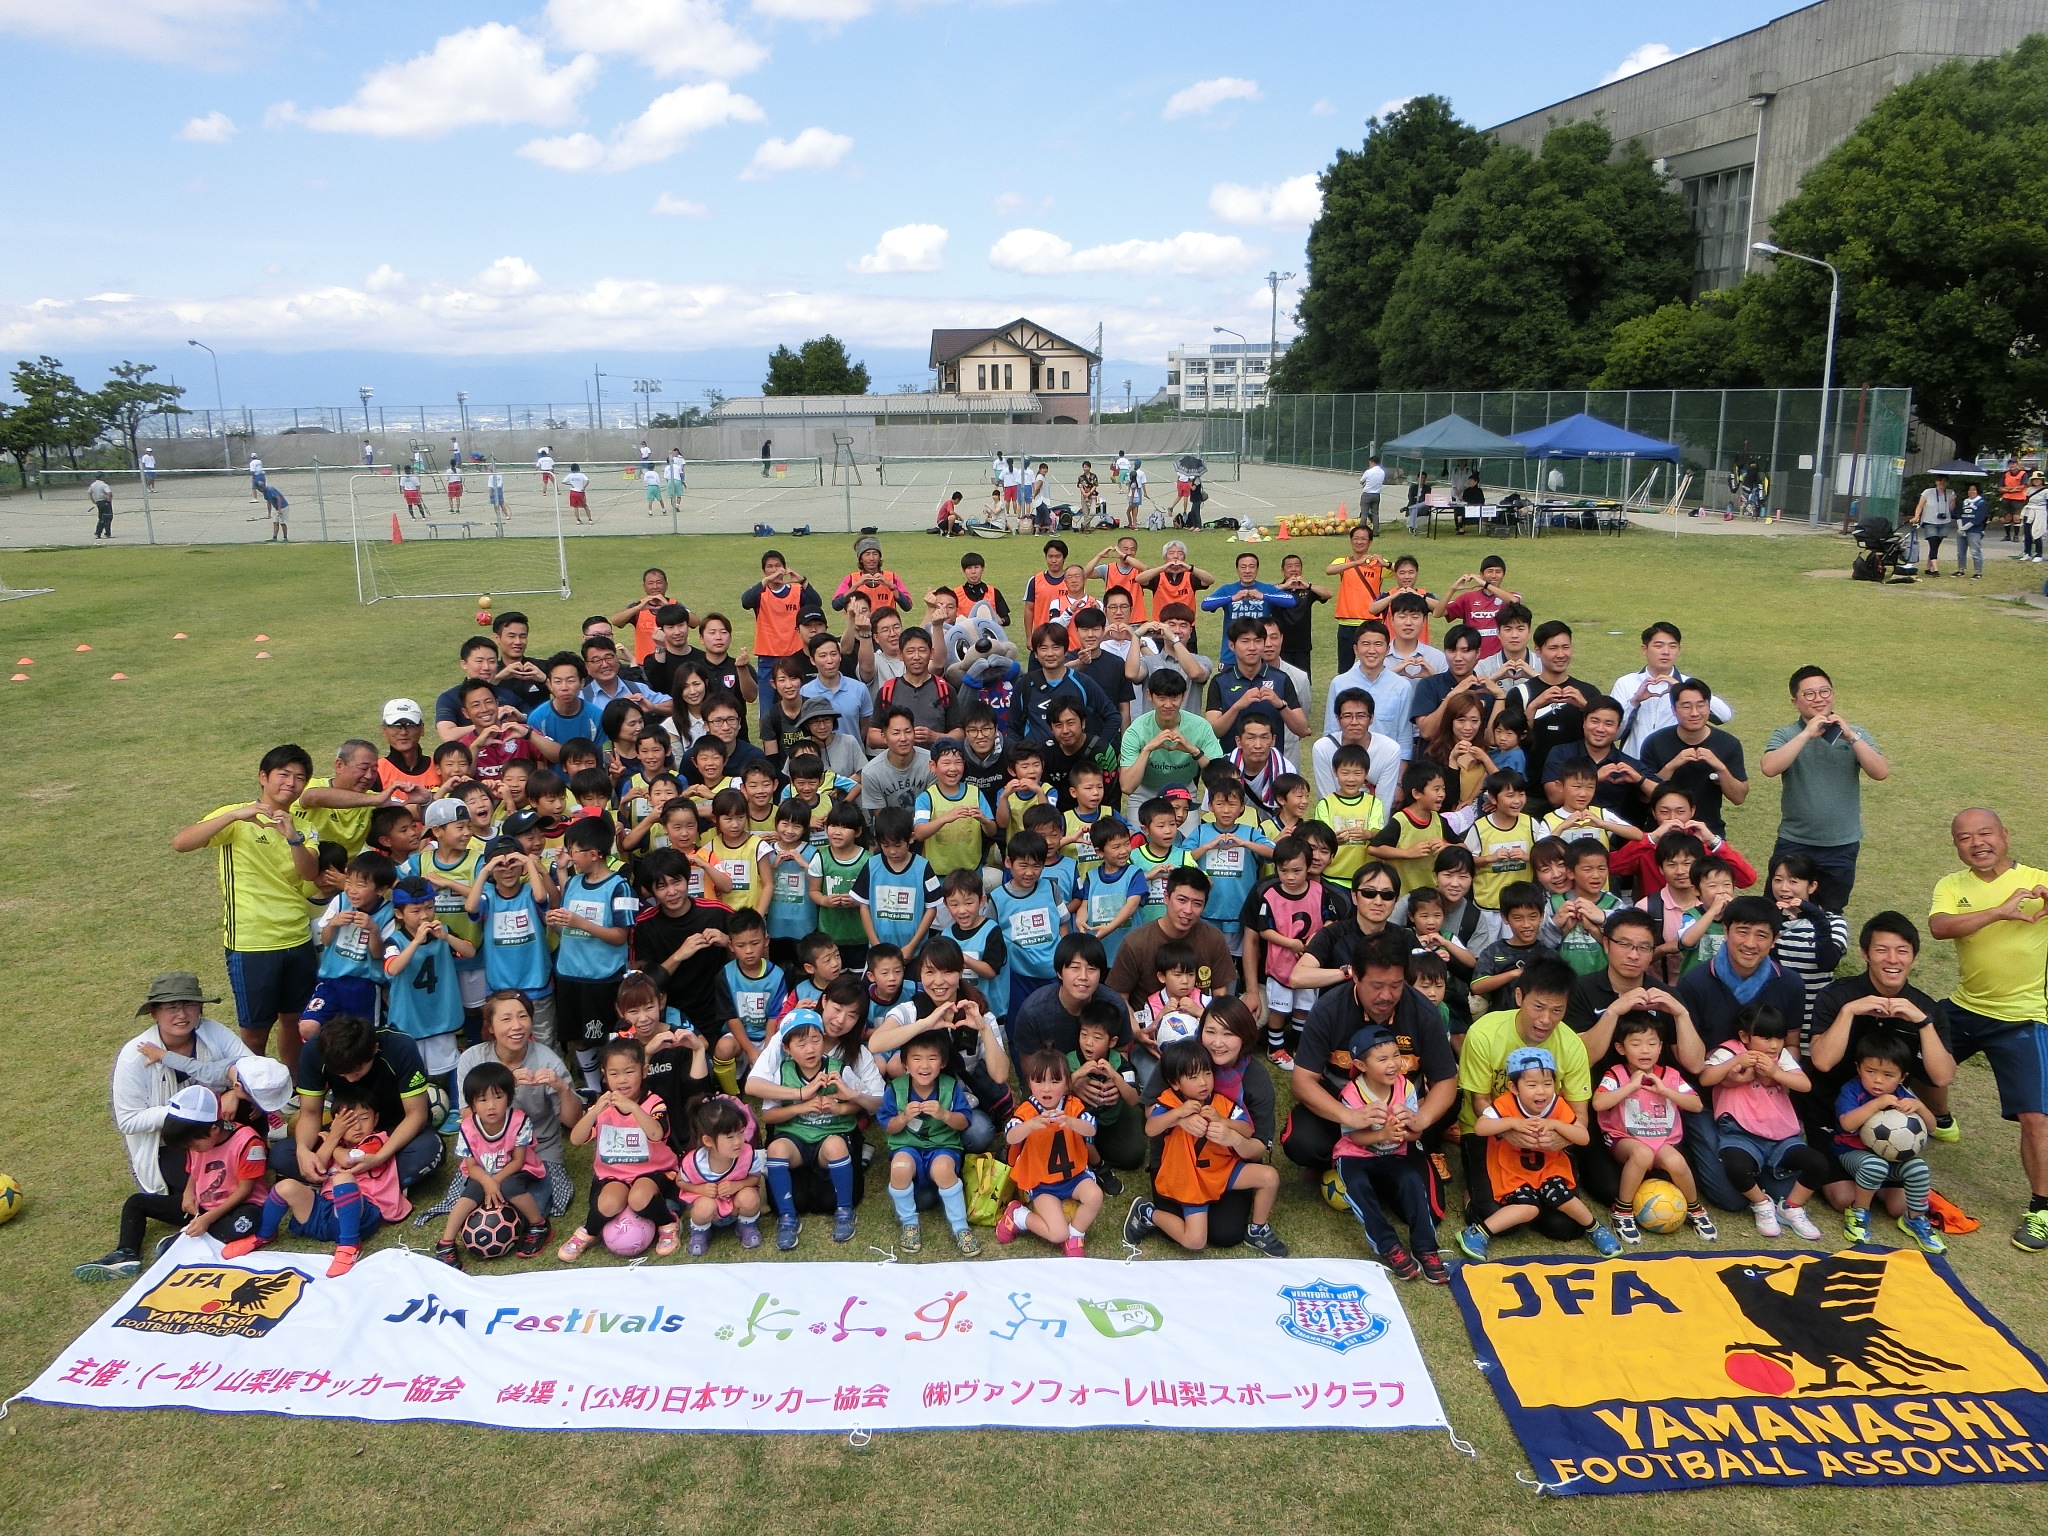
top-left (1359, 887), bottom-right (1398, 900)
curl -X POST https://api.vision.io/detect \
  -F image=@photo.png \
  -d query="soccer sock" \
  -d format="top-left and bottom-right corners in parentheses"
top-left (711, 1055), bottom-right (740, 1095)
top-left (332, 1183), bottom-right (364, 1248)
top-left (1266, 1021), bottom-right (1287, 1052)
top-left (690, 1221), bottom-right (712, 1234)
top-left (827, 1155), bottom-right (855, 1210)
top-left (256, 1191), bottom-right (290, 1240)
top-left (888, 1183), bottom-right (918, 1223)
top-left (737, 1214), bottom-right (759, 1230)
top-left (939, 1181), bottom-right (968, 1232)
top-left (2032, 1194), bottom-right (2048, 1213)
top-left (575, 1049), bottom-right (601, 1091)
top-left (765, 1158), bottom-right (795, 1216)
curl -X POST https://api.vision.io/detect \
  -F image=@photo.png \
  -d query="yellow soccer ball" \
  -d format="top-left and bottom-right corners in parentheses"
top-left (0, 1173), bottom-right (23, 1225)
top-left (1320, 1167), bottom-right (1350, 1213)
top-left (1634, 1179), bottom-right (1687, 1234)
top-left (477, 595), bottom-right (492, 609)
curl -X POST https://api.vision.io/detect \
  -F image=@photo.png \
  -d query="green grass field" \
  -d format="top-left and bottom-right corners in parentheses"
top-left (4, 521), bottom-right (2048, 1534)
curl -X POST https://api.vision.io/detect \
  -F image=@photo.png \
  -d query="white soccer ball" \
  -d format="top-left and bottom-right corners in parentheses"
top-left (1860, 1106), bottom-right (1929, 1162)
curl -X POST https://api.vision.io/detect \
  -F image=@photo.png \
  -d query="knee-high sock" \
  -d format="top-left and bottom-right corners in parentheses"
top-left (256, 1190), bottom-right (290, 1240)
top-left (826, 1155), bottom-right (854, 1210)
top-left (938, 1180), bottom-right (969, 1232)
top-left (887, 1182), bottom-right (918, 1222)
top-left (331, 1182), bottom-right (364, 1248)
top-left (765, 1158), bottom-right (795, 1216)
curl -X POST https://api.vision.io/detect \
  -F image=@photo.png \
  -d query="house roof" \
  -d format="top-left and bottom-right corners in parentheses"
top-left (929, 318), bottom-right (1101, 366)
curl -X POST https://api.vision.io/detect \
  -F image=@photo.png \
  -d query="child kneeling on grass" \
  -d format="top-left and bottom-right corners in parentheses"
top-left (223, 1089), bottom-right (411, 1277)
top-left (675, 1095), bottom-right (765, 1255)
top-left (881, 1031), bottom-right (980, 1256)
top-left (434, 1060), bottom-right (551, 1268)
top-left (997, 1049), bottom-right (1100, 1255)
top-left (1125, 1038), bottom-right (1287, 1256)
top-left (1591, 1011), bottom-right (1715, 1243)
top-left (1328, 1026), bottom-right (1447, 1283)
top-left (558, 1037), bottom-right (681, 1261)
top-left (1458, 1046), bottom-right (1620, 1260)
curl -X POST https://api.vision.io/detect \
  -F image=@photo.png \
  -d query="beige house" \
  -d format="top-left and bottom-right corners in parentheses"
top-left (929, 319), bottom-right (1100, 424)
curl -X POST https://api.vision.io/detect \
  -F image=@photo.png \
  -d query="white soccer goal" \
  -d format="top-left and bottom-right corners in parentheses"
top-left (0, 568), bottom-right (53, 601)
top-left (348, 471), bottom-right (572, 605)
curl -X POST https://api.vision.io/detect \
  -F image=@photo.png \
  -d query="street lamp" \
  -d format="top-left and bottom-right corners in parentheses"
top-left (633, 377), bottom-right (663, 431)
top-left (1214, 325), bottom-right (1250, 450)
top-left (456, 391), bottom-right (470, 438)
top-left (1753, 241), bottom-right (1840, 525)
top-left (1124, 379), bottom-right (1133, 421)
top-left (187, 338), bottom-right (228, 468)
top-left (1264, 270), bottom-right (1295, 367)
top-left (358, 386), bottom-right (374, 437)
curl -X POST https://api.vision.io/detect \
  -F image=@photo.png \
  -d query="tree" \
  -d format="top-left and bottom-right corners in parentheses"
top-left (1271, 97), bottom-right (1489, 395)
top-left (1374, 121), bottom-right (1696, 391)
top-left (95, 360), bottom-right (184, 465)
top-left (1733, 37), bottom-right (2048, 454)
top-left (8, 356), bottom-right (101, 470)
top-left (762, 336), bottom-right (870, 396)
top-left (0, 400), bottom-right (37, 487)
top-left (1594, 292), bottom-right (1760, 389)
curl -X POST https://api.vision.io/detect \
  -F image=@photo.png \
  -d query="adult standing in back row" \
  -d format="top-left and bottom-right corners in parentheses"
top-left (1760, 666), bottom-right (1888, 913)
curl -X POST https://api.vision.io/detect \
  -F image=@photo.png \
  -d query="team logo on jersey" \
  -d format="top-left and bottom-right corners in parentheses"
top-left (118, 1265), bottom-right (308, 1339)
top-left (1276, 1279), bottom-right (1389, 1354)
top-left (1079, 1297), bottom-right (1165, 1338)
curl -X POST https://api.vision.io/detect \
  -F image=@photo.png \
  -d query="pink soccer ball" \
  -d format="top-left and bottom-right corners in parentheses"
top-left (603, 1209), bottom-right (655, 1256)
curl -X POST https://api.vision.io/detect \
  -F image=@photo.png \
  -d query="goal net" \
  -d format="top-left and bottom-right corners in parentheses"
top-left (348, 470), bottom-right (571, 605)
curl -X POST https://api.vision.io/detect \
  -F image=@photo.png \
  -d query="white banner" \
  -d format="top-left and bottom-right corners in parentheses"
top-left (27, 1238), bottom-right (1445, 1435)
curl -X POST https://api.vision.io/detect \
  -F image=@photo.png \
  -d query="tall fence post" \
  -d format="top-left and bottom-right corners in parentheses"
top-left (313, 459), bottom-right (328, 542)
top-left (137, 465), bottom-right (156, 545)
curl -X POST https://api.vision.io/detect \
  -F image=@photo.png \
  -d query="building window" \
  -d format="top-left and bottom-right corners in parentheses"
top-left (1003, 363), bottom-right (1013, 391)
top-left (1031, 363), bottom-right (1041, 390)
top-left (1685, 164), bottom-right (1753, 296)
top-left (977, 363), bottom-right (987, 391)
top-left (1061, 370), bottom-right (1070, 390)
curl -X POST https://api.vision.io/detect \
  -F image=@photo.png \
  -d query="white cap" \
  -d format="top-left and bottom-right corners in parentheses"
top-left (165, 1085), bottom-right (221, 1124)
top-left (423, 799), bottom-right (470, 829)
top-left (234, 1057), bottom-right (294, 1113)
top-left (382, 698), bottom-right (424, 726)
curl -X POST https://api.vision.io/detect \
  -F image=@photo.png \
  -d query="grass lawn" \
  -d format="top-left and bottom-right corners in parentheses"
top-left (4, 521), bottom-right (2048, 1534)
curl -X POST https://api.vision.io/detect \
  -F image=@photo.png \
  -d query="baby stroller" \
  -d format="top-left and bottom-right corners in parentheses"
top-left (1851, 517), bottom-right (1917, 583)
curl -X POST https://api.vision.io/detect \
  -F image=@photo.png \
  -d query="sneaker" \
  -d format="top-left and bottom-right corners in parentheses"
top-left (1587, 1224), bottom-right (1623, 1258)
top-left (1063, 1233), bottom-right (1086, 1257)
top-left (220, 1235), bottom-right (268, 1260)
top-left (1243, 1223), bottom-right (1290, 1258)
top-left (557, 1228), bottom-right (596, 1262)
top-left (1269, 1047), bottom-right (1296, 1072)
top-left (326, 1245), bottom-right (361, 1278)
top-left (1095, 1166), bottom-right (1124, 1198)
top-left (1122, 1198), bottom-right (1155, 1246)
top-left (1611, 1209), bottom-right (1641, 1244)
top-left (265, 1109), bottom-right (290, 1142)
top-left (1843, 1207), bottom-right (1871, 1245)
top-left (832, 1207), bottom-right (856, 1244)
top-left (153, 1233), bottom-right (179, 1262)
top-left (737, 1219), bottom-right (762, 1249)
top-left (952, 1226), bottom-right (982, 1256)
top-left (2012, 1210), bottom-right (2048, 1253)
top-left (1899, 1213), bottom-right (1947, 1255)
top-left (1930, 1114), bottom-right (1961, 1143)
top-left (996, 1200), bottom-right (1026, 1245)
top-left (1779, 1202), bottom-right (1822, 1240)
top-left (686, 1226), bottom-right (711, 1257)
top-left (1750, 1200), bottom-right (1781, 1238)
top-left (1689, 1207), bottom-right (1719, 1241)
top-left (1456, 1223), bottom-right (1491, 1261)
top-left (898, 1221), bottom-right (922, 1255)
top-left (1419, 1251), bottom-right (1452, 1285)
top-left (433, 1239), bottom-right (465, 1270)
top-left (74, 1249), bottom-right (143, 1282)
top-left (1381, 1242), bottom-right (1422, 1280)
top-left (515, 1221), bottom-right (552, 1259)
top-left (776, 1215), bottom-right (802, 1251)
top-left (655, 1223), bottom-right (682, 1257)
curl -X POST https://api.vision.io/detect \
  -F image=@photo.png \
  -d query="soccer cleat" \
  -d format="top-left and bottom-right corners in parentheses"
top-left (1269, 1048), bottom-right (1296, 1072)
top-left (73, 1249), bottom-right (142, 1282)
top-left (1381, 1242), bottom-right (1422, 1280)
top-left (1456, 1224), bottom-right (1491, 1261)
top-left (1419, 1251), bottom-right (1452, 1285)
top-left (1689, 1207), bottom-right (1719, 1241)
top-left (220, 1235), bottom-right (268, 1260)
top-left (1063, 1234), bottom-right (1086, 1257)
top-left (515, 1221), bottom-right (552, 1259)
top-left (898, 1221), bottom-right (922, 1255)
top-left (433, 1240), bottom-right (465, 1270)
top-left (687, 1227), bottom-right (711, 1257)
top-left (1750, 1200), bottom-right (1781, 1238)
top-left (832, 1208), bottom-right (857, 1244)
top-left (1899, 1213), bottom-right (1947, 1255)
top-left (655, 1223), bottom-right (681, 1257)
top-left (775, 1215), bottom-right (802, 1251)
top-left (1243, 1223), bottom-right (1289, 1258)
top-left (556, 1228), bottom-right (595, 1263)
top-left (1094, 1167), bottom-right (1124, 1198)
top-left (952, 1226), bottom-right (982, 1257)
top-left (1122, 1198), bottom-right (1155, 1247)
top-left (996, 1201), bottom-right (1025, 1245)
top-left (1779, 1202), bottom-right (1822, 1241)
top-left (1587, 1224), bottom-right (1623, 1257)
top-left (326, 1245), bottom-right (361, 1278)
top-left (1611, 1209), bottom-right (1641, 1244)
top-left (1930, 1115), bottom-right (1961, 1143)
top-left (2013, 1210), bottom-right (2048, 1253)
top-left (1843, 1208), bottom-right (1871, 1245)
top-left (737, 1220), bottom-right (763, 1250)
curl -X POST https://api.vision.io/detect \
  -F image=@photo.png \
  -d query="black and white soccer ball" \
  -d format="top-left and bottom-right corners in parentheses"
top-left (460, 1204), bottom-right (520, 1259)
top-left (1860, 1106), bottom-right (1929, 1162)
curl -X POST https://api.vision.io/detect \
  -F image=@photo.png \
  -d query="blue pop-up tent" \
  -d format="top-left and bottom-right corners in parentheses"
top-left (1512, 413), bottom-right (1681, 460)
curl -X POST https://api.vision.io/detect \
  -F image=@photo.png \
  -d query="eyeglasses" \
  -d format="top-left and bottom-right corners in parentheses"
top-left (1607, 938), bottom-right (1656, 954)
top-left (1358, 887), bottom-right (1398, 900)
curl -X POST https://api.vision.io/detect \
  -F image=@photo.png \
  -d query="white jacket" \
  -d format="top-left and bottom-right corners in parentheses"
top-left (111, 1018), bottom-right (253, 1193)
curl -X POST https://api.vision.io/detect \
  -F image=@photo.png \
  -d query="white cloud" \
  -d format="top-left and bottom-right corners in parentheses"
top-left (1373, 96), bottom-right (1414, 121)
top-left (1162, 76), bottom-right (1259, 121)
top-left (988, 227), bottom-right (1255, 278)
top-left (364, 264), bottom-right (406, 292)
top-left (280, 24), bottom-right (599, 139)
top-left (995, 191), bottom-right (1052, 215)
top-left (179, 111), bottom-right (237, 144)
top-left (1600, 43), bottom-right (1692, 85)
top-left (476, 257), bottom-right (543, 295)
top-left (0, 0), bottom-right (275, 59)
top-left (1208, 174), bottom-right (1321, 228)
top-left (852, 223), bottom-right (946, 274)
top-left (1310, 99), bottom-right (1336, 117)
top-left (740, 126), bottom-right (853, 179)
top-left (545, 0), bottom-right (766, 79)
top-left (751, 0), bottom-right (874, 18)
top-left (652, 192), bottom-right (710, 216)
top-left (519, 82), bottom-right (762, 171)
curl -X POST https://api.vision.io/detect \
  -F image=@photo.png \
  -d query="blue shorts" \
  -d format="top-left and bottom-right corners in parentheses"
top-left (1946, 1006), bottom-right (2048, 1119)
top-left (227, 942), bottom-right (318, 1030)
top-left (291, 1192), bottom-right (385, 1244)
top-left (304, 976), bottom-right (382, 1028)
top-left (1020, 1171), bottom-right (1094, 1204)
top-left (489, 488), bottom-right (504, 506)
top-left (1149, 1161), bottom-right (1245, 1216)
top-left (892, 1146), bottom-right (963, 1186)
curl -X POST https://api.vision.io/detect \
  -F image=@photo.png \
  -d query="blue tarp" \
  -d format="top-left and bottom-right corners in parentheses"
top-left (1512, 412), bottom-right (1682, 461)
top-left (1381, 413), bottom-right (1527, 459)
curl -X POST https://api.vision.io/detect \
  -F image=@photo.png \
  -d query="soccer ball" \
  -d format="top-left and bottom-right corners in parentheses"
top-left (460, 1205), bottom-right (519, 1259)
top-left (424, 1082), bottom-right (453, 1132)
top-left (476, 610), bottom-right (493, 626)
top-left (1861, 1107), bottom-right (1930, 1162)
top-left (477, 596), bottom-right (492, 609)
top-left (1320, 1167), bottom-right (1350, 1213)
top-left (1634, 1179), bottom-right (1687, 1234)
top-left (603, 1209), bottom-right (656, 1257)
top-left (0, 1173), bottom-right (22, 1225)
top-left (1156, 1011), bottom-right (1201, 1046)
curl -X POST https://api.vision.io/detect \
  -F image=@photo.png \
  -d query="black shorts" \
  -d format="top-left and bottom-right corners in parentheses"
top-left (555, 973), bottom-right (623, 1046)
top-left (1498, 1175), bottom-right (1578, 1212)
top-left (773, 1131), bottom-right (854, 1168)
top-left (460, 1170), bottom-right (540, 1206)
top-left (226, 942), bottom-right (318, 1030)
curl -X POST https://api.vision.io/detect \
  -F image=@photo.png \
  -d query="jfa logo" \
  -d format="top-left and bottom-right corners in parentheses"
top-left (1275, 1280), bottom-right (1389, 1354)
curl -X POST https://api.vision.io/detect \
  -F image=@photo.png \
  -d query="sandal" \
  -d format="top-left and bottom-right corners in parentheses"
top-left (655, 1222), bottom-right (682, 1257)
top-left (556, 1228), bottom-right (596, 1263)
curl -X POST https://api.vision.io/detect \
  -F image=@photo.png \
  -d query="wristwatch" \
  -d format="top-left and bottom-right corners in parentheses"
top-left (285, 833), bottom-right (306, 847)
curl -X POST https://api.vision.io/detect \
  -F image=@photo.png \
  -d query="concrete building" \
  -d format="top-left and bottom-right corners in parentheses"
top-left (928, 319), bottom-right (1100, 423)
top-left (1490, 0), bottom-right (2048, 295)
top-left (1165, 341), bottom-right (1286, 412)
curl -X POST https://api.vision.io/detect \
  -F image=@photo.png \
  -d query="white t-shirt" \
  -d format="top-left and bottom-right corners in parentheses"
top-left (489, 472), bottom-right (504, 490)
top-left (1360, 465), bottom-right (1386, 494)
top-left (639, 444), bottom-right (652, 464)
top-left (537, 452), bottom-right (554, 471)
top-left (564, 471), bottom-right (590, 494)
top-left (644, 469), bottom-right (661, 488)
top-left (247, 457), bottom-right (263, 474)
top-left (141, 453), bottom-right (155, 470)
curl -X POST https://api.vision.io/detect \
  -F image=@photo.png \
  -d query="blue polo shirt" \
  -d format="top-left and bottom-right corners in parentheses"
top-left (1202, 663), bottom-right (1301, 751)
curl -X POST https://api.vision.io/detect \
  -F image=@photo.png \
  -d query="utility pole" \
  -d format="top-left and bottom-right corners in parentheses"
top-left (358, 386), bottom-right (374, 437)
top-left (187, 339), bottom-right (228, 468)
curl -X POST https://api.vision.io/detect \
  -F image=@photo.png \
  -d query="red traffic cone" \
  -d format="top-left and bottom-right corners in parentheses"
top-left (390, 513), bottom-right (404, 544)
top-left (1275, 520), bottom-right (1290, 539)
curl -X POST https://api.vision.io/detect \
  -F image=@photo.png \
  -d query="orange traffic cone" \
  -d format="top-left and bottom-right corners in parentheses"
top-left (390, 513), bottom-right (404, 544)
top-left (1275, 520), bottom-right (1290, 539)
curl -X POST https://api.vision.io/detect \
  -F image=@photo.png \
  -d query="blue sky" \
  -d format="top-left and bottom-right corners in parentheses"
top-left (0, 0), bottom-right (1800, 402)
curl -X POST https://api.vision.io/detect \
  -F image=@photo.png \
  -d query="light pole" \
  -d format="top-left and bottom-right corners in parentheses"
top-left (1264, 269), bottom-right (1295, 366)
top-left (187, 339), bottom-right (228, 468)
top-left (592, 365), bottom-right (608, 432)
top-left (1124, 379), bottom-right (1133, 422)
top-left (358, 386), bottom-right (374, 437)
top-left (1214, 325), bottom-right (1249, 452)
top-left (1753, 241), bottom-right (1840, 525)
top-left (633, 377), bottom-right (662, 431)
top-left (456, 391), bottom-right (470, 438)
